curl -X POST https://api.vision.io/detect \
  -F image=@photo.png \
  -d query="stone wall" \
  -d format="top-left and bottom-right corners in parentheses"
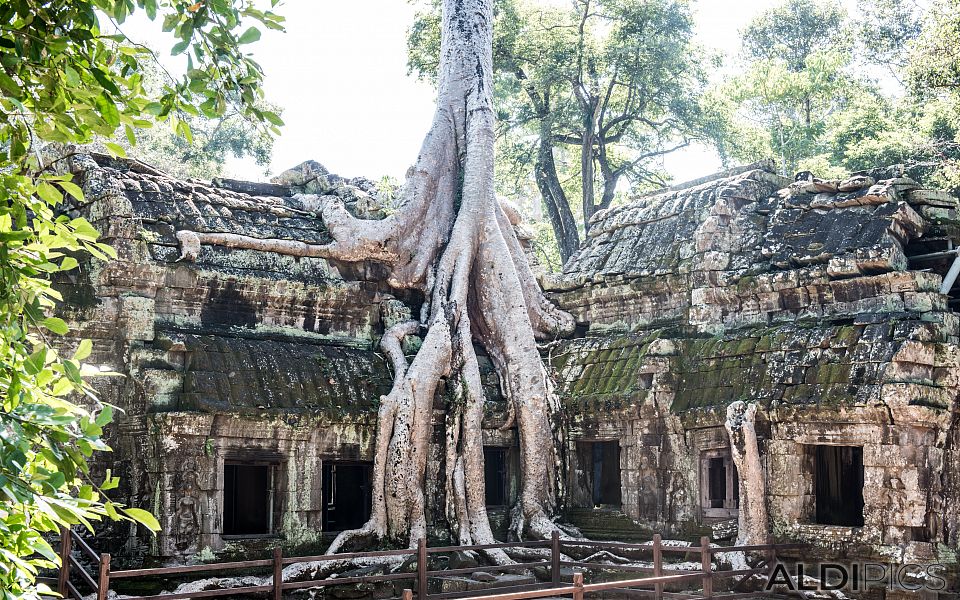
top-left (547, 165), bottom-right (960, 565)
top-left (55, 152), bottom-right (960, 572)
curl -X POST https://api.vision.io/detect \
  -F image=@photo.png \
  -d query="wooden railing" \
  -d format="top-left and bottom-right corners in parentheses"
top-left (53, 527), bottom-right (805, 600)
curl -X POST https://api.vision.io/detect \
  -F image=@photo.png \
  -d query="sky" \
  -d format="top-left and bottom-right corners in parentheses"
top-left (121, 0), bottom-right (859, 184)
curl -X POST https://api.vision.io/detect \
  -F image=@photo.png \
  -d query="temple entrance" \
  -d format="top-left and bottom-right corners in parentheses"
top-left (484, 447), bottom-right (508, 506)
top-left (574, 441), bottom-right (621, 507)
top-left (700, 450), bottom-right (739, 519)
top-left (223, 462), bottom-right (277, 537)
top-left (811, 445), bottom-right (865, 526)
top-left (321, 462), bottom-right (372, 532)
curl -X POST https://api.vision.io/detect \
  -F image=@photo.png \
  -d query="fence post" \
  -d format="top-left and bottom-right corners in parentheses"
top-left (551, 530), bottom-right (561, 587)
top-left (403, 589), bottom-right (413, 600)
top-left (96, 553), bottom-right (110, 600)
top-left (417, 537), bottom-right (428, 600)
top-left (273, 547), bottom-right (283, 600)
top-left (700, 536), bottom-right (712, 600)
top-left (58, 527), bottom-right (71, 598)
top-left (653, 533), bottom-right (663, 600)
top-left (572, 572), bottom-right (583, 600)
top-left (765, 544), bottom-right (778, 592)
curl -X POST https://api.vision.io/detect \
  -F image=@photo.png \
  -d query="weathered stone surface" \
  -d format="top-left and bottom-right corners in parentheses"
top-left (57, 154), bottom-right (960, 573)
top-left (548, 163), bottom-right (960, 566)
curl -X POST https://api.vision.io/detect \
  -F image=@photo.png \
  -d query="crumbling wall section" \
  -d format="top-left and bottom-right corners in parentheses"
top-left (548, 166), bottom-right (960, 563)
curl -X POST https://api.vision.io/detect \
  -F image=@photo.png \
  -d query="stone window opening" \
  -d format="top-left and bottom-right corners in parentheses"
top-left (222, 461), bottom-right (280, 538)
top-left (811, 445), bottom-right (865, 527)
top-left (321, 461), bottom-right (372, 532)
top-left (700, 450), bottom-right (739, 519)
top-left (483, 447), bottom-right (509, 506)
top-left (575, 440), bottom-right (622, 507)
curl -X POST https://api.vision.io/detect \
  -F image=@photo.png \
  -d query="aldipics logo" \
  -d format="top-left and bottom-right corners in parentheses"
top-left (764, 562), bottom-right (950, 592)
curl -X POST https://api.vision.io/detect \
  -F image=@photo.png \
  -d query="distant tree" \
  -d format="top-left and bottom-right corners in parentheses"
top-left (857, 0), bottom-right (923, 75)
top-left (409, 0), bottom-right (708, 263)
top-left (741, 0), bottom-right (848, 72)
top-left (88, 63), bottom-right (278, 179)
top-left (132, 110), bottom-right (275, 179)
top-left (0, 2), bottom-right (282, 598)
top-left (709, 0), bottom-right (854, 175)
top-left (713, 0), bottom-right (960, 191)
top-left (909, 0), bottom-right (960, 95)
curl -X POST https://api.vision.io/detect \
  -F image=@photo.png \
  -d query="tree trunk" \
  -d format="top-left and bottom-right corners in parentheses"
top-left (597, 151), bottom-right (619, 213)
top-left (534, 126), bottom-right (580, 263)
top-left (581, 105), bottom-right (597, 229)
top-left (724, 401), bottom-right (769, 568)
top-left (177, 0), bottom-right (576, 553)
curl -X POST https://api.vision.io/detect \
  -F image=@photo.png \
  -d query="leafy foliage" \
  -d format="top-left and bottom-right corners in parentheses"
top-left (857, 0), bottom-right (923, 73)
top-left (0, 1), bottom-right (281, 598)
top-left (711, 0), bottom-right (960, 192)
top-left (908, 0), bottom-right (960, 94)
top-left (105, 106), bottom-right (277, 179)
top-left (88, 63), bottom-right (280, 179)
top-left (712, 0), bottom-right (853, 175)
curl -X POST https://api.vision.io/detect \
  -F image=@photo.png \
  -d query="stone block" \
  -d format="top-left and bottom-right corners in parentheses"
top-left (118, 295), bottom-right (156, 341)
top-left (903, 292), bottom-right (947, 313)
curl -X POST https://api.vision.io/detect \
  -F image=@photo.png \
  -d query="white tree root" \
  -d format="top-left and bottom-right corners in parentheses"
top-left (174, 0), bottom-right (578, 570)
top-left (724, 401), bottom-right (770, 571)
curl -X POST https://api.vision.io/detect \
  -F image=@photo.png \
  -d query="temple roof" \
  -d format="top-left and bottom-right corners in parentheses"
top-left (560, 162), bottom-right (949, 283)
top-left (176, 335), bottom-right (392, 413)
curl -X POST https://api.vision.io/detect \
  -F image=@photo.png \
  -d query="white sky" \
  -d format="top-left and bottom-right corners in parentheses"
top-left (121, 0), bottom-right (859, 184)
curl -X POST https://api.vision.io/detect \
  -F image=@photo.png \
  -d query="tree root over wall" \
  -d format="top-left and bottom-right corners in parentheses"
top-left (174, 0), bottom-right (579, 571)
top-left (723, 401), bottom-right (770, 571)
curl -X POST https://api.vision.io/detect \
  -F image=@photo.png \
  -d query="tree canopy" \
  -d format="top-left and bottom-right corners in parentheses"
top-left (409, 0), bottom-right (710, 263)
top-left (710, 0), bottom-right (960, 193)
top-left (0, 2), bottom-right (281, 598)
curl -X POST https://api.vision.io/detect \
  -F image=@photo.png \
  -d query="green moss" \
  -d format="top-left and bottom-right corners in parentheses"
top-left (832, 324), bottom-right (862, 348)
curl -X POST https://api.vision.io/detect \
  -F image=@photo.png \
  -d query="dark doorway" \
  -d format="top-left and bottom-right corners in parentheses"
top-left (321, 462), bottom-right (372, 532)
top-left (484, 447), bottom-right (508, 506)
top-left (707, 457), bottom-right (726, 508)
top-left (812, 445), bottom-right (864, 527)
top-left (575, 441), bottom-right (621, 507)
top-left (700, 450), bottom-right (739, 518)
top-left (223, 462), bottom-right (275, 536)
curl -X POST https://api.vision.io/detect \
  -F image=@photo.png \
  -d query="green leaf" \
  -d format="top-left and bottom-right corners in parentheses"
top-left (59, 180), bottom-right (84, 202)
top-left (123, 508), bottom-right (161, 532)
top-left (73, 339), bottom-right (93, 361)
top-left (60, 256), bottom-right (79, 272)
top-left (36, 182), bottom-right (64, 204)
top-left (238, 26), bottom-right (261, 44)
top-left (43, 317), bottom-right (69, 335)
top-left (104, 142), bottom-right (127, 158)
top-left (71, 218), bottom-right (100, 241)
top-left (261, 110), bottom-right (284, 126)
top-left (0, 71), bottom-right (20, 95)
top-left (90, 68), bottom-right (122, 96)
top-left (95, 96), bottom-right (121, 127)
top-left (64, 359), bottom-right (82, 383)
top-left (64, 65), bottom-right (81, 86)
top-left (171, 40), bottom-right (190, 56)
top-left (24, 348), bottom-right (47, 375)
top-left (0, 230), bottom-right (31, 242)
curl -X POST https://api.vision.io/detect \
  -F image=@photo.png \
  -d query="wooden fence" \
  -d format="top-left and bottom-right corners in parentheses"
top-left (54, 527), bottom-right (805, 600)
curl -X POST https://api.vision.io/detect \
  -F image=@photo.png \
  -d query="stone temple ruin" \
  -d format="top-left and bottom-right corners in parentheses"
top-left (56, 152), bottom-right (960, 577)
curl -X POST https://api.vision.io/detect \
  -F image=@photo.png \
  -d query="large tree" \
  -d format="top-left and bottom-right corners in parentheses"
top-left (409, 0), bottom-right (706, 263)
top-left (178, 0), bottom-right (575, 553)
